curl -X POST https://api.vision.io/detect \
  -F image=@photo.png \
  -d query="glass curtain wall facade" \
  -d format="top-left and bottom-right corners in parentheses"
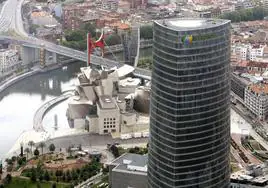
top-left (148, 19), bottom-right (231, 188)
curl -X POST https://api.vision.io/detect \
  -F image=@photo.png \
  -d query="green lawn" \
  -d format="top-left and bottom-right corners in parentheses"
top-left (5, 177), bottom-right (71, 188)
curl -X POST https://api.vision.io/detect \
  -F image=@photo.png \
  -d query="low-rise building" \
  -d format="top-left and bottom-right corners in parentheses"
top-left (231, 163), bottom-right (268, 187)
top-left (232, 43), bottom-right (266, 61)
top-left (232, 43), bottom-right (248, 60)
top-left (31, 11), bottom-right (58, 26)
top-left (108, 153), bottom-right (148, 188)
top-left (245, 84), bottom-right (268, 120)
top-left (95, 0), bottom-right (119, 11)
top-left (249, 44), bottom-right (265, 61)
top-left (231, 72), bottom-right (251, 102)
top-left (0, 49), bottom-right (20, 74)
top-left (62, 3), bottom-right (94, 30)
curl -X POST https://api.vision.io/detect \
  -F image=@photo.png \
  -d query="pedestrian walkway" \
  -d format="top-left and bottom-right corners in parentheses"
top-left (33, 92), bottom-right (74, 132)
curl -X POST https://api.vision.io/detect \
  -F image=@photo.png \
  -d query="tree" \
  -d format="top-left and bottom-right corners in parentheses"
top-left (3, 174), bottom-right (12, 185)
top-left (34, 148), bottom-right (40, 158)
top-left (5, 158), bottom-right (13, 165)
top-left (71, 169), bottom-right (78, 180)
top-left (28, 141), bottom-right (35, 153)
top-left (11, 156), bottom-right (16, 162)
top-left (220, 7), bottom-right (268, 22)
top-left (83, 22), bottom-right (96, 37)
top-left (138, 57), bottom-right (153, 69)
top-left (39, 174), bottom-right (44, 181)
top-left (49, 143), bottom-right (56, 153)
top-left (55, 169), bottom-right (63, 182)
top-left (30, 168), bottom-right (36, 182)
top-left (66, 170), bottom-right (72, 182)
top-left (20, 143), bottom-right (24, 157)
top-left (104, 34), bottom-right (121, 46)
top-left (52, 182), bottom-right (57, 188)
top-left (37, 182), bottom-right (41, 188)
top-left (78, 144), bottom-right (82, 151)
top-left (65, 30), bottom-right (86, 41)
top-left (24, 148), bottom-right (30, 159)
top-left (39, 142), bottom-right (46, 155)
top-left (140, 25), bottom-right (153, 39)
top-left (44, 170), bottom-right (50, 181)
top-left (110, 145), bottom-right (119, 158)
top-left (17, 157), bottom-right (26, 166)
top-left (36, 160), bottom-right (43, 176)
top-left (62, 172), bottom-right (66, 182)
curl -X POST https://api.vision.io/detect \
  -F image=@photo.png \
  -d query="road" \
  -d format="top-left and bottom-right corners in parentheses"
top-left (0, 0), bottom-right (26, 34)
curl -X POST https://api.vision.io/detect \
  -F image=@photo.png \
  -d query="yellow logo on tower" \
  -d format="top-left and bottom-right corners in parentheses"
top-left (181, 35), bottom-right (193, 45)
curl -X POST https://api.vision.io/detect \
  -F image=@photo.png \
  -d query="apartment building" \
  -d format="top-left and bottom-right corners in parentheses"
top-left (95, 0), bottom-right (119, 11)
top-left (232, 43), bottom-right (265, 61)
top-left (0, 49), bottom-right (19, 74)
top-left (245, 84), bottom-right (268, 120)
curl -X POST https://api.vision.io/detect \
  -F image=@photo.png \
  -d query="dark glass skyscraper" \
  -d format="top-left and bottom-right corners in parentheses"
top-left (148, 19), bottom-right (231, 188)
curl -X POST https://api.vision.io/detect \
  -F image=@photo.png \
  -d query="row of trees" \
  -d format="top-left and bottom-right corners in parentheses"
top-left (138, 57), bottom-right (153, 70)
top-left (62, 23), bottom-right (122, 51)
top-left (62, 23), bottom-right (153, 51)
top-left (21, 160), bottom-right (101, 185)
top-left (220, 7), bottom-right (268, 22)
top-left (109, 144), bottom-right (149, 158)
top-left (27, 141), bottom-right (56, 157)
top-left (128, 146), bottom-right (148, 155)
top-left (5, 142), bottom-right (56, 172)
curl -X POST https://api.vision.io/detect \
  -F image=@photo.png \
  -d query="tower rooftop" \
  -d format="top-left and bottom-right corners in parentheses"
top-left (155, 18), bottom-right (230, 31)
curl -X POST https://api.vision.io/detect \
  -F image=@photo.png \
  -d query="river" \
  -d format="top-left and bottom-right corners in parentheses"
top-left (0, 61), bottom-right (85, 158)
top-left (0, 48), bottom-right (152, 158)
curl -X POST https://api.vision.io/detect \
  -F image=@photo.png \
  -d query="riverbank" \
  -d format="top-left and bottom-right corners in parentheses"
top-left (0, 60), bottom-right (78, 94)
top-left (0, 62), bottom-right (80, 159)
top-left (33, 92), bottom-right (73, 132)
top-left (6, 128), bottom-right (88, 158)
top-left (0, 68), bottom-right (40, 93)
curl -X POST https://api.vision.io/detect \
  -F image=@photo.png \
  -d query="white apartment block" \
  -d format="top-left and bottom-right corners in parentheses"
top-left (0, 49), bottom-right (19, 74)
top-left (96, 0), bottom-right (118, 11)
top-left (232, 43), bottom-right (265, 61)
top-left (232, 44), bottom-right (248, 60)
top-left (249, 46), bottom-right (265, 61)
top-left (244, 84), bottom-right (268, 120)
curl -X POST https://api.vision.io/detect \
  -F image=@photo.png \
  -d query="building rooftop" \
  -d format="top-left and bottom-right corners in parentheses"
top-left (232, 72), bottom-right (251, 86)
top-left (99, 95), bottom-right (117, 109)
top-left (249, 84), bottom-right (268, 95)
top-left (119, 77), bottom-right (141, 87)
top-left (31, 11), bottom-right (49, 17)
top-left (110, 153), bottom-right (148, 174)
top-left (155, 18), bottom-right (230, 31)
top-left (231, 163), bottom-right (268, 187)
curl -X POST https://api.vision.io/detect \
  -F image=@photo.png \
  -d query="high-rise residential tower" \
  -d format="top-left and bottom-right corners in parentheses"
top-left (148, 18), bottom-right (231, 188)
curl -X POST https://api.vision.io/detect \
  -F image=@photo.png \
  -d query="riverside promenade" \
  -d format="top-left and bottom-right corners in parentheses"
top-left (33, 92), bottom-right (74, 132)
top-left (0, 68), bottom-right (41, 93)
